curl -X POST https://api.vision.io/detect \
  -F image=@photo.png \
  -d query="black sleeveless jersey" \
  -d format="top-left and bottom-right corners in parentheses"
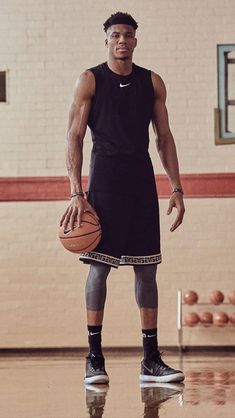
top-left (87, 62), bottom-right (156, 195)
top-left (88, 62), bottom-right (154, 158)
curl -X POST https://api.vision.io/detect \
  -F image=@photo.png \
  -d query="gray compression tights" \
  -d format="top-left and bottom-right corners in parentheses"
top-left (85, 263), bottom-right (158, 310)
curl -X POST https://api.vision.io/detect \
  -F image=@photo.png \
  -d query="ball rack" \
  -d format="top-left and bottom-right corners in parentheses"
top-left (177, 289), bottom-right (235, 352)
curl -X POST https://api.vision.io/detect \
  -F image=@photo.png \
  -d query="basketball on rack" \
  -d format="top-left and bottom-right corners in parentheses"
top-left (210, 290), bottom-right (224, 305)
top-left (229, 312), bottom-right (235, 325)
top-left (184, 311), bottom-right (200, 327)
top-left (183, 290), bottom-right (198, 305)
top-left (228, 291), bottom-right (235, 305)
top-left (200, 311), bottom-right (213, 327)
top-left (213, 311), bottom-right (229, 326)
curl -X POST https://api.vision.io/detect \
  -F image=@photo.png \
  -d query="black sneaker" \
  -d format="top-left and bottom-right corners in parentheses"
top-left (140, 351), bottom-right (185, 383)
top-left (84, 353), bottom-right (109, 384)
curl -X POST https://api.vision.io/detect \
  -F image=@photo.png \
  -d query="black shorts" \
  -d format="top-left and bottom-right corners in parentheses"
top-left (79, 188), bottom-right (161, 268)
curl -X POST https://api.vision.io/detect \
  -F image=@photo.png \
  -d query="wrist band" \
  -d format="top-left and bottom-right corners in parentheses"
top-left (70, 192), bottom-right (84, 198)
top-left (172, 187), bottom-right (184, 195)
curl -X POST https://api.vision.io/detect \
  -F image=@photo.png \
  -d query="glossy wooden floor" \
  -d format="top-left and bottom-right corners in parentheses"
top-left (0, 351), bottom-right (235, 417)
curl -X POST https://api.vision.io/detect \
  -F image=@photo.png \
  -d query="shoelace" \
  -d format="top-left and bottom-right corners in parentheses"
top-left (89, 354), bottom-right (104, 370)
top-left (151, 351), bottom-right (169, 368)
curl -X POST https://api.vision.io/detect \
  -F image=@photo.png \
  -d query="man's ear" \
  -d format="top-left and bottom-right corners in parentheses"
top-left (105, 39), bottom-right (108, 47)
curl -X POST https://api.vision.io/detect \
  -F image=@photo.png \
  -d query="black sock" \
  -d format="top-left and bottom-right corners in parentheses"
top-left (88, 325), bottom-right (103, 356)
top-left (142, 328), bottom-right (158, 359)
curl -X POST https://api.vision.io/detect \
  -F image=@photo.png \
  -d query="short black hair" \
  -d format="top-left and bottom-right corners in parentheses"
top-left (103, 12), bottom-right (138, 33)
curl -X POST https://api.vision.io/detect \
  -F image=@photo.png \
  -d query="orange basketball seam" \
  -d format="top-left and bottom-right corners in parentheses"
top-left (81, 220), bottom-right (99, 226)
top-left (60, 228), bottom-right (101, 240)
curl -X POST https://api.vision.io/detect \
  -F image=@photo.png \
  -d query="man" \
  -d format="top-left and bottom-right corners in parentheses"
top-left (60, 12), bottom-right (185, 384)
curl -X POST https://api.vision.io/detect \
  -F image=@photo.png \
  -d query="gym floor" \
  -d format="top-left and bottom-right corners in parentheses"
top-left (0, 350), bottom-right (234, 418)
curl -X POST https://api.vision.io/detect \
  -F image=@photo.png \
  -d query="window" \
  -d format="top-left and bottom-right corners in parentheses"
top-left (0, 71), bottom-right (7, 102)
top-left (215, 44), bottom-right (235, 145)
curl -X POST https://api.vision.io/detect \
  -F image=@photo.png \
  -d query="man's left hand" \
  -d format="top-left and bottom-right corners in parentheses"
top-left (167, 193), bottom-right (185, 232)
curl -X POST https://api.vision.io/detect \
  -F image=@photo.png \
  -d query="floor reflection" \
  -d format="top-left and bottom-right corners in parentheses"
top-left (84, 364), bottom-right (235, 417)
top-left (85, 381), bottom-right (184, 418)
top-left (140, 383), bottom-right (184, 418)
top-left (184, 369), bottom-right (235, 407)
top-left (85, 384), bottom-right (109, 418)
top-left (0, 353), bottom-right (235, 417)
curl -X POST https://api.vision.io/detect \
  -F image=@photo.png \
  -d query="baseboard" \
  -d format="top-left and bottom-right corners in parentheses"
top-left (0, 345), bottom-right (234, 357)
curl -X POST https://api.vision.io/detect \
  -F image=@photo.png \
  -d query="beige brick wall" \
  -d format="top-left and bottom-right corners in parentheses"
top-left (0, 0), bottom-right (235, 348)
top-left (0, 0), bottom-right (235, 177)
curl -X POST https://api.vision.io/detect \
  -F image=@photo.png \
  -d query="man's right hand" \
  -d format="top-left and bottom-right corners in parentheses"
top-left (60, 196), bottom-right (99, 230)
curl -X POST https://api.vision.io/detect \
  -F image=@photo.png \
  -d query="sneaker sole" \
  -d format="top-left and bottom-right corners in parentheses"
top-left (85, 383), bottom-right (109, 393)
top-left (140, 382), bottom-right (185, 390)
top-left (84, 375), bottom-right (109, 384)
top-left (139, 372), bottom-right (185, 383)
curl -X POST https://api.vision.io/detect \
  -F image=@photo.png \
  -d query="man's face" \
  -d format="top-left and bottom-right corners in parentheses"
top-left (105, 24), bottom-right (137, 61)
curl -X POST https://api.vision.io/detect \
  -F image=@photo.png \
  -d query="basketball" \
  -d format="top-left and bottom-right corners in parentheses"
top-left (229, 312), bottom-right (235, 325)
top-left (228, 291), bottom-right (235, 305)
top-left (200, 311), bottom-right (213, 327)
top-left (184, 290), bottom-right (198, 305)
top-left (210, 290), bottom-right (224, 305)
top-left (213, 311), bottom-right (229, 326)
top-left (59, 211), bottom-right (101, 253)
top-left (184, 312), bottom-right (200, 327)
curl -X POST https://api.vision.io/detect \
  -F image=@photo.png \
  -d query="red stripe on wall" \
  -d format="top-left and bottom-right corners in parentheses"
top-left (0, 173), bottom-right (235, 201)
top-left (157, 173), bottom-right (235, 198)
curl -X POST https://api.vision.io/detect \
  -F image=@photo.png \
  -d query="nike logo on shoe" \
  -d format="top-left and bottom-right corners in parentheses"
top-left (120, 83), bottom-right (131, 88)
top-left (143, 364), bottom-right (154, 374)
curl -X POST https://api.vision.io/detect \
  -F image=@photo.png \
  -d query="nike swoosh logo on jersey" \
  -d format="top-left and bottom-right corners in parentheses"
top-left (120, 82), bottom-right (131, 88)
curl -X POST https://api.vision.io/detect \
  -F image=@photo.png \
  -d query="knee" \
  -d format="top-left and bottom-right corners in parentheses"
top-left (90, 262), bottom-right (111, 281)
top-left (85, 262), bottom-right (111, 310)
top-left (134, 264), bottom-right (158, 308)
top-left (134, 264), bottom-right (157, 282)
top-left (86, 262), bottom-right (111, 292)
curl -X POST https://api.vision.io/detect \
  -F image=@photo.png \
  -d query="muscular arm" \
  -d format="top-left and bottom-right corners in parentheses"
top-left (60, 71), bottom-right (97, 229)
top-left (66, 70), bottom-right (94, 194)
top-left (151, 72), bottom-right (185, 231)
